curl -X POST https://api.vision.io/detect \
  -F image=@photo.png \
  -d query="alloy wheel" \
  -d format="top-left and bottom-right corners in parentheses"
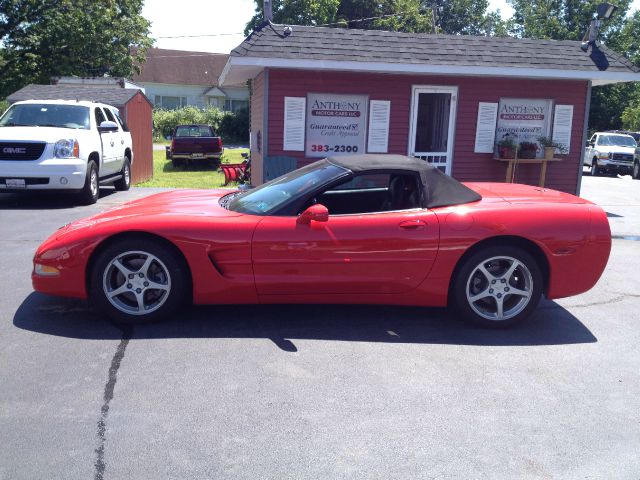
top-left (465, 255), bottom-right (533, 321)
top-left (102, 250), bottom-right (172, 315)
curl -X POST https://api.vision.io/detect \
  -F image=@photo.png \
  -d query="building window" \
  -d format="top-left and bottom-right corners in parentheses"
top-left (224, 99), bottom-right (248, 113)
top-left (155, 95), bottom-right (187, 110)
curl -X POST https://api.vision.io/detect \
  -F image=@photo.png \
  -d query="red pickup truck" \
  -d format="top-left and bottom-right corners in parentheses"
top-left (166, 124), bottom-right (224, 167)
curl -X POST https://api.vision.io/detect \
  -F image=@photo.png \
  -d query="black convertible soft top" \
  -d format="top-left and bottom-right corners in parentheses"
top-left (325, 154), bottom-right (481, 208)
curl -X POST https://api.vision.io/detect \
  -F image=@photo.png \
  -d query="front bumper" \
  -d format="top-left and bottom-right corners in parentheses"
top-left (0, 157), bottom-right (87, 190)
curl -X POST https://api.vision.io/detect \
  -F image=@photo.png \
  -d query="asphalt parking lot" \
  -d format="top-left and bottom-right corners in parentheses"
top-left (1, 173), bottom-right (639, 480)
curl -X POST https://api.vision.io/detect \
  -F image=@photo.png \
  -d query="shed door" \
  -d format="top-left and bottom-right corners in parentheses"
top-left (408, 86), bottom-right (458, 175)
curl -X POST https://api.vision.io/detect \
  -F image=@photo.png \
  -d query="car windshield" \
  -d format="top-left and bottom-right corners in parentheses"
top-left (225, 162), bottom-right (347, 215)
top-left (598, 135), bottom-right (637, 147)
top-left (175, 125), bottom-right (214, 137)
top-left (0, 103), bottom-right (90, 129)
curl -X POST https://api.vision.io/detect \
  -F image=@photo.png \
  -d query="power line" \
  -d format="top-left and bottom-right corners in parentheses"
top-left (315, 11), bottom-right (409, 27)
top-left (156, 32), bottom-right (244, 39)
top-left (153, 11), bottom-right (411, 39)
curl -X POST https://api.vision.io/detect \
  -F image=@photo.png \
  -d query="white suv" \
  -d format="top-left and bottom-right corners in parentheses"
top-left (584, 132), bottom-right (637, 177)
top-left (0, 100), bottom-right (133, 204)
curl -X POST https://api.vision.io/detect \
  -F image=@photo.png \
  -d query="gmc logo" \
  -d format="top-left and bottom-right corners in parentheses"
top-left (3, 147), bottom-right (27, 154)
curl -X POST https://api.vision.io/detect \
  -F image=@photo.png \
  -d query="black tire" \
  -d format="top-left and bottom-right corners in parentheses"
top-left (172, 158), bottom-right (183, 168)
top-left (79, 160), bottom-right (99, 205)
top-left (591, 158), bottom-right (600, 176)
top-left (451, 245), bottom-right (543, 328)
top-left (114, 157), bottom-right (131, 191)
top-left (89, 238), bottom-right (190, 324)
top-left (633, 161), bottom-right (640, 180)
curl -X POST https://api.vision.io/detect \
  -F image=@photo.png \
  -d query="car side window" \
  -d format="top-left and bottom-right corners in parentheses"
top-left (94, 108), bottom-right (106, 127)
top-left (103, 108), bottom-right (118, 128)
top-left (112, 109), bottom-right (129, 132)
top-left (312, 172), bottom-right (420, 215)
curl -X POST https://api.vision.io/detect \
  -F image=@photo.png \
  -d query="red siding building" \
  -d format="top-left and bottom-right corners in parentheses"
top-left (220, 24), bottom-right (639, 194)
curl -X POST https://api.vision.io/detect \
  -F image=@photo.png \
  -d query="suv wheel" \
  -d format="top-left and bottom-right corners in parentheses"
top-left (591, 158), bottom-right (600, 176)
top-left (633, 161), bottom-right (640, 180)
top-left (79, 161), bottom-right (99, 205)
top-left (114, 157), bottom-right (131, 191)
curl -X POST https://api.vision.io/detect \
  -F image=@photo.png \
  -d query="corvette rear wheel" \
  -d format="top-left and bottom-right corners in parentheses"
top-left (89, 239), bottom-right (189, 324)
top-left (452, 246), bottom-right (542, 328)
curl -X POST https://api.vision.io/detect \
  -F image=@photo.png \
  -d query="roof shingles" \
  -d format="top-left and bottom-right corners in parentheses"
top-left (231, 24), bottom-right (639, 74)
top-left (133, 48), bottom-right (229, 86)
top-left (7, 84), bottom-right (149, 107)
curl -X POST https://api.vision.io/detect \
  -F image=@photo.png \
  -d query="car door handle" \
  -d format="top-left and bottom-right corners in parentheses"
top-left (399, 220), bottom-right (426, 230)
top-left (121, 139), bottom-right (124, 144)
top-left (110, 141), bottom-right (114, 147)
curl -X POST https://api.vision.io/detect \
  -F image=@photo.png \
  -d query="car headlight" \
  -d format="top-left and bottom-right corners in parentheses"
top-left (54, 139), bottom-right (79, 158)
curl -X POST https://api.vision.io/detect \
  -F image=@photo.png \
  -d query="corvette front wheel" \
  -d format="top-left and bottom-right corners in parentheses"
top-left (452, 246), bottom-right (542, 328)
top-left (89, 239), bottom-right (189, 324)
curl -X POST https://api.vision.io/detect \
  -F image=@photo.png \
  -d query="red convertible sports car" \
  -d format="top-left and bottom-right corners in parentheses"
top-left (32, 155), bottom-right (611, 328)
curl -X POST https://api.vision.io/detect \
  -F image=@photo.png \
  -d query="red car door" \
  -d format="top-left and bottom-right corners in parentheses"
top-left (251, 210), bottom-right (439, 295)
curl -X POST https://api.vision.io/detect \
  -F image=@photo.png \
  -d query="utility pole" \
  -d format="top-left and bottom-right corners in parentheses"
top-left (264, 0), bottom-right (273, 22)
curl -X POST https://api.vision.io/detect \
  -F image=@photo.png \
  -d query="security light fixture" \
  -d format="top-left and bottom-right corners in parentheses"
top-left (596, 3), bottom-right (617, 20)
top-left (581, 3), bottom-right (618, 52)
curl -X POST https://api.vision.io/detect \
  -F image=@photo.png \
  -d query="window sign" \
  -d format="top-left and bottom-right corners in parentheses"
top-left (495, 98), bottom-right (553, 158)
top-left (306, 93), bottom-right (368, 157)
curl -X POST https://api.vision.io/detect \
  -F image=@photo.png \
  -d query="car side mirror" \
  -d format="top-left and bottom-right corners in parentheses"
top-left (98, 120), bottom-right (118, 132)
top-left (297, 204), bottom-right (328, 224)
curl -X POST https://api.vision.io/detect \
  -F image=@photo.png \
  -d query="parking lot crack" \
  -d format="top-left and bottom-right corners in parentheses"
top-left (94, 325), bottom-right (132, 480)
top-left (569, 293), bottom-right (640, 309)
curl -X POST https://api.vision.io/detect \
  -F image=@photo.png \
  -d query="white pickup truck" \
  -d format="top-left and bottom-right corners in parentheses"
top-left (583, 132), bottom-right (637, 177)
top-left (0, 100), bottom-right (133, 204)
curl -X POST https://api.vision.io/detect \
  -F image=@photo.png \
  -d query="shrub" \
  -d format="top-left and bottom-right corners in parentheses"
top-left (152, 106), bottom-right (249, 144)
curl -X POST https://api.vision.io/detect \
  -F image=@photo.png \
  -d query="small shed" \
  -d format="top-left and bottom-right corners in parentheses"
top-left (7, 84), bottom-right (154, 183)
top-left (220, 24), bottom-right (640, 194)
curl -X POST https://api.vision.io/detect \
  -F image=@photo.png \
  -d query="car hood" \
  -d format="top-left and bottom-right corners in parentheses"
top-left (0, 126), bottom-right (92, 142)
top-left (56, 189), bottom-right (242, 238)
top-left (464, 182), bottom-right (592, 204)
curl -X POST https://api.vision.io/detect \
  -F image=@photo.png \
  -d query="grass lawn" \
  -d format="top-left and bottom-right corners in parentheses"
top-left (135, 148), bottom-right (249, 189)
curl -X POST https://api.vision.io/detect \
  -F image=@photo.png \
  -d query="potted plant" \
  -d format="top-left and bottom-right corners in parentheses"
top-left (537, 136), bottom-right (565, 160)
top-left (497, 137), bottom-right (518, 159)
top-left (519, 141), bottom-right (538, 159)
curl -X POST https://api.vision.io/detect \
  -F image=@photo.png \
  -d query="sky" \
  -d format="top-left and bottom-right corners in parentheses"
top-left (142, 0), bottom-right (640, 54)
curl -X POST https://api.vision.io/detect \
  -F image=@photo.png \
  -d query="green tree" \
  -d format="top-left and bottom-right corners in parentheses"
top-left (245, 0), bottom-right (501, 35)
top-left (245, 0), bottom-right (341, 35)
top-left (593, 10), bottom-right (640, 133)
top-left (0, 0), bottom-right (152, 99)
top-left (507, 0), bottom-right (632, 40)
top-left (507, 0), bottom-right (638, 132)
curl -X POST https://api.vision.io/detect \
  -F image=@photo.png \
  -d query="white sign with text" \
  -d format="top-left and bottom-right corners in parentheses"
top-left (305, 93), bottom-right (368, 157)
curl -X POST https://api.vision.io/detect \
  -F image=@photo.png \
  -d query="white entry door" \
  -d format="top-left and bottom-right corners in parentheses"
top-left (408, 86), bottom-right (458, 175)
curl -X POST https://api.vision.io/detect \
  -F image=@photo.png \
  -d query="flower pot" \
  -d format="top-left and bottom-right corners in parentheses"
top-left (520, 148), bottom-right (537, 159)
top-left (499, 147), bottom-right (516, 159)
top-left (544, 146), bottom-right (555, 160)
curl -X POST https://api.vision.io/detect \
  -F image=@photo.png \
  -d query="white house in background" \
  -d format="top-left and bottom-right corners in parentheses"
top-left (132, 48), bottom-right (249, 112)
